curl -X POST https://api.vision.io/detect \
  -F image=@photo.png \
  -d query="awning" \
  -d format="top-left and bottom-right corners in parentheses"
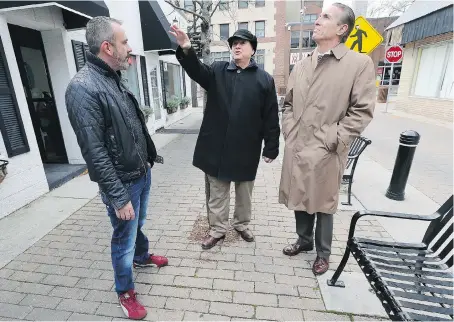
top-left (401, 5), bottom-right (453, 44)
top-left (0, 1), bottom-right (110, 29)
top-left (386, 1), bottom-right (452, 31)
top-left (139, 0), bottom-right (178, 54)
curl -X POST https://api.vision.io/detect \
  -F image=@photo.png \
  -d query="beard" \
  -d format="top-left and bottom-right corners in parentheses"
top-left (113, 49), bottom-right (130, 70)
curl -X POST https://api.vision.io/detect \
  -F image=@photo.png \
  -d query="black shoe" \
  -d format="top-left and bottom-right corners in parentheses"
top-left (236, 228), bottom-right (254, 242)
top-left (282, 237), bottom-right (313, 256)
top-left (201, 235), bottom-right (225, 250)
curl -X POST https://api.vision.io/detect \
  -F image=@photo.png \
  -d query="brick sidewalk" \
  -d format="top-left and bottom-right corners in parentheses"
top-left (0, 123), bottom-right (391, 321)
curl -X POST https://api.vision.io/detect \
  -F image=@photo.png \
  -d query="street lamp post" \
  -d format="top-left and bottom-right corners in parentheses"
top-left (298, 0), bottom-right (306, 61)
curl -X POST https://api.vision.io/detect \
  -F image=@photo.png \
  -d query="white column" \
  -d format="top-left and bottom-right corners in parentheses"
top-left (0, 16), bottom-right (48, 219)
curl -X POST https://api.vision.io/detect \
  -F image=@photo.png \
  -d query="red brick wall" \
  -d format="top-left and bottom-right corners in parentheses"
top-left (367, 16), bottom-right (399, 70)
top-left (273, 0), bottom-right (287, 94)
top-left (275, 2), bottom-right (323, 93)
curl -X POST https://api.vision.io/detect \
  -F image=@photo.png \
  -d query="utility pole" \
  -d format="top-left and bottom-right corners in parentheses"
top-left (298, 0), bottom-right (306, 61)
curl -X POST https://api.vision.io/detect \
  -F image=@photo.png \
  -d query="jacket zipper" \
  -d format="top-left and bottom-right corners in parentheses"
top-left (123, 90), bottom-right (148, 181)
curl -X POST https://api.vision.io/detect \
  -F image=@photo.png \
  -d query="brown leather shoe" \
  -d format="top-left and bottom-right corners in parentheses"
top-left (282, 237), bottom-right (313, 256)
top-left (236, 228), bottom-right (254, 242)
top-left (201, 235), bottom-right (225, 250)
top-left (312, 256), bottom-right (329, 275)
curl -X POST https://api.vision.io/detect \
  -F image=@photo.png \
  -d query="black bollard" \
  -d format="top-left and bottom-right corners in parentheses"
top-left (385, 130), bottom-right (420, 201)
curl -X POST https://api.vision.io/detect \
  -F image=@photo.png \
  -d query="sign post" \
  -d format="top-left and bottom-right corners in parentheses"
top-left (384, 45), bottom-right (404, 112)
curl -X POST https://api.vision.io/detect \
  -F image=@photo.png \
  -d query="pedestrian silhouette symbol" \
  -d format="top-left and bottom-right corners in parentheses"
top-left (349, 25), bottom-right (367, 53)
top-left (344, 16), bottom-right (383, 55)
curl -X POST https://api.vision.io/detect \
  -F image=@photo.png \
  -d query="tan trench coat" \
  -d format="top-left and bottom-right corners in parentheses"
top-left (279, 44), bottom-right (375, 215)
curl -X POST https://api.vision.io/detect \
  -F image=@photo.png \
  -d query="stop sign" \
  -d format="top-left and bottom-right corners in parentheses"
top-left (386, 45), bottom-right (403, 63)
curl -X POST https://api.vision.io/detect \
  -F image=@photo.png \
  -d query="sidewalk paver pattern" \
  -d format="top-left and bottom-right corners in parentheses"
top-left (0, 117), bottom-right (392, 321)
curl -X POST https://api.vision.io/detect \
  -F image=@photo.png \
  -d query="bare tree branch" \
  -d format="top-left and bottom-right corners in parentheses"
top-left (211, 0), bottom-right (222, 17)
top-left (368, 0), bottom-right (414, 17)
top-left (165, 0), bottom-right (207, 23)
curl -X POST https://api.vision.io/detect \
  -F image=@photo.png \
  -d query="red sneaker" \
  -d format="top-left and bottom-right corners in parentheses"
top-left (119, 290), bottom-right (147, 320)
top-left (133, 254), bottom-right (168, 268)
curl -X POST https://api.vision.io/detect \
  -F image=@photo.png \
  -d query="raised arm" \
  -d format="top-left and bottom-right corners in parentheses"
top-left (171, 24), bottom-right (213, 91)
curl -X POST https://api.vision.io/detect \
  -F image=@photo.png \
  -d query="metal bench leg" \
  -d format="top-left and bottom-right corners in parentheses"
top-left (327, 245), bottom-right (351, 288)
top-left (341, 179), bottom-right (353, 206)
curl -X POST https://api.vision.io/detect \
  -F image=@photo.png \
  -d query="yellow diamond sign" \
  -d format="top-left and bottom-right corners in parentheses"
top-left (345, 16), bottom-right (383, 55)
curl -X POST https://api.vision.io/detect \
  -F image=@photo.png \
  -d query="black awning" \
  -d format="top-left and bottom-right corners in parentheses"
top-left (402, 5), bottom-right (453, 44)
top-left (0, 1), bottom-right (109, 29)
top-left (139, 0), bottom-right (178, 53)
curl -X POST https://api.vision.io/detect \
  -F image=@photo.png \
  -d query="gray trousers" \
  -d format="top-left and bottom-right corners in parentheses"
top-left (295, 211), bottom-right (333, 259)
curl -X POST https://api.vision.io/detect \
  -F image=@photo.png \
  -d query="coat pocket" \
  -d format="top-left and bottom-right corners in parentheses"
top-left (324, 123), bottom-right (338, 152)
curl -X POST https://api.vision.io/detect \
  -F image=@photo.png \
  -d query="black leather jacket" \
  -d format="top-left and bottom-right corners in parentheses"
top-left (65, 52), bottom-right (157, 210)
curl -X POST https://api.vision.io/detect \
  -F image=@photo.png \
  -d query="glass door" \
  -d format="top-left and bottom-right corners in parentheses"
top-left (9, 24), bottom-right (68, 164)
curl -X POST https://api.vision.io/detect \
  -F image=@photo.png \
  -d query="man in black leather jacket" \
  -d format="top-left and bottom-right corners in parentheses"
top-left (65, 17), bottom-right (167, 320)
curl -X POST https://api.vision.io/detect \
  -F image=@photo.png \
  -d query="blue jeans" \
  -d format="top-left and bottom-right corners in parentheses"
top-left (100, 168), bottom-right (151, 295)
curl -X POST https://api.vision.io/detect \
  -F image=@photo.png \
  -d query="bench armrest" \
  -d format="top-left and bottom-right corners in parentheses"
top-left (346, 154), bottom-right (361, 160)
top-left (347, 210), bottom-right (440, 240)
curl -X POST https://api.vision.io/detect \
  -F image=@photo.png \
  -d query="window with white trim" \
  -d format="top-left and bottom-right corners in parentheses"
top-left (184, 0), bottom-right (194, 11)
top-left (238, 22), bottom-right (248, 30)
top-left (220, 24), bottom-right (229, 40)
top-left (212, 51), bottom-right (231, 62)
top-left (303, 14), bottom-right (318, 23)
top-left (413, 42), bottom-right (453, 99)
top-left (255, 21), bottom-right (265, 38)
top-left (219, 0), bottom-right (229, 10)
top-left (255, 49), bottom-right (265, 69)
top-left (291, 30), bottom-right (316, 48)
top-left (238, 0), bottom-right (248, 9)
top-left (255, 0), bottom-right (265, 7)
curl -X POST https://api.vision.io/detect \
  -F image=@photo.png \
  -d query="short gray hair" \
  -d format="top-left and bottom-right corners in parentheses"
top-left (332, 3), bottom-right (355, 43)
top-left (86, 16), bottom-right (122, 55)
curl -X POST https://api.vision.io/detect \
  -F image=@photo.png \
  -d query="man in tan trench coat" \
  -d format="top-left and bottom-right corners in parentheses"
top-left (279, 3), bottom-right (375, 275)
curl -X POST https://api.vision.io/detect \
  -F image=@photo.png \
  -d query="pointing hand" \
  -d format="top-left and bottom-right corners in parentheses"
top-left (169, 24), bottom-right (191, 49)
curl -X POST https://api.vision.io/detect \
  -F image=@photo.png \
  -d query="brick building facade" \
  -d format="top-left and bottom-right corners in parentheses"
top-left (273, 1), bottom-right (399, 96)
top-left (385, 2), bottom-right (453, 121)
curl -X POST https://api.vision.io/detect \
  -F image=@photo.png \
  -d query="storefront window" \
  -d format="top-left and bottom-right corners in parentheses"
top-left (162, 62), bottom-right (182, 101)
top-left (377, 62), bottom-right (402, 86)
top-left (122, 55), bottom-right (141, 102)
top-left (413, 42), bottom-right (453, 99)
top-left (150, 66), bottom-right (161, 120)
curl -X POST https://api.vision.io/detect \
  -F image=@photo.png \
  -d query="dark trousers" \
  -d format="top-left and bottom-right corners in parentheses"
top-left (295, 211), bottom-right (333, 259)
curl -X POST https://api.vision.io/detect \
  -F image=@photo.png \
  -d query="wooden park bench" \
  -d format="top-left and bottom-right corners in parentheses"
top-left (328, 195), bottom-right (454, 321)
top-left (341, 136), bottom-right (372, 206)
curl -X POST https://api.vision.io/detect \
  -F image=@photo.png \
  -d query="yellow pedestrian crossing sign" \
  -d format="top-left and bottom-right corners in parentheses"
top-left (345, 16), bottom-right (383, 55)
